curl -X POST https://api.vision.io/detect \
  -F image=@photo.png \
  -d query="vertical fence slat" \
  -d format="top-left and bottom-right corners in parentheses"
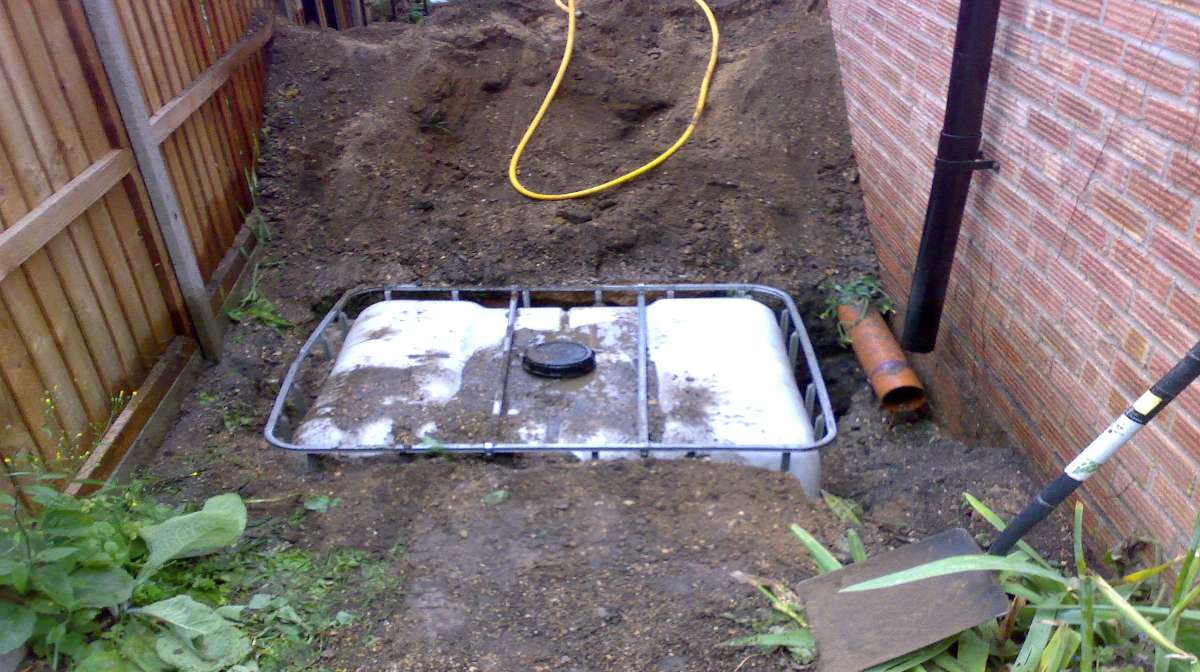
top-left (0, 291), bottom-right (65, 465)
top-left (12, 0), bottom-right (157, 375)
top-left (32, 0), bottom-right (167, 365)
top-left (0, 5), bottom-right (139, 392)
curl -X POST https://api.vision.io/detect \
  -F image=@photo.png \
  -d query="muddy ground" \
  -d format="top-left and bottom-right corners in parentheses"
top-left (147, 1), bottom-right (1073, 669)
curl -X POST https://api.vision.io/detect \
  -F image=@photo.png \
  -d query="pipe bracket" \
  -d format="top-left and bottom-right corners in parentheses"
top-left (934, 155), bottom-right (1000, 173)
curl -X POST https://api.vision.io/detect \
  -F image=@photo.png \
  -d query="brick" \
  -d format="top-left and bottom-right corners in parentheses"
top-left (1103, 0), bottom-right (1167, 39)
top-left (1075, 139), bottom-right (1132, 188)
top-left (1057, 89), bottom-right (1105, 129)
top-left (1112, 126), bottom-right (1171, 173)
top-left (1140, 483), bottom-right (1193, 550)
top-left (1130, 299), bottom-right (1195, 355)
top-left (1165, 419), bottom-right (1200, 482)
top-left (1149, 227), bottom-right (1200, 287)
top-left (1067, 23), bottom-right (1125, 66)
top-left (996, 26), bottom-right (1039, 62)
top-left (1145, 97), bottom-right (1200, 149)
top-left (1068, 208), bottom-right (1111, 249)
top-left (1040, 45), bottom-right (1089, 85)
top-left (1090, 185), bottom-right (1148, 239)
top-left (998, 63), bottom-right (1059, 102)
top-left (1122, 44), bottom-right (1193, 96)
top-left (1028, 108), bottom-right (1074, 149)
top-left (1168, 153), bottom-right (1200, 196)
top-left (1053, 0), bottom-right (1104, 18)
top-left (1028, 7), bottom-right (1070, 39)
top-left (1084, 69), bottom-right (1145, 118)
top-left (1167, 286), bottom-right (1200, 334)
top-left (1127, 171), bottom-right (1195, 232)
top-left (1164, 17), bottom-right (1200, 59)
top-left (1078, 248), bottom-right (1135, 306)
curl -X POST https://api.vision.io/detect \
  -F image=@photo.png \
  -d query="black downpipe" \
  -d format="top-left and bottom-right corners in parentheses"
top-left (900, 0), bottom-right (1003, 353)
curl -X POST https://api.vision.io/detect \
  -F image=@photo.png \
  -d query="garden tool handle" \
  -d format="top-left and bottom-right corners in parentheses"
top-left (990, 340), bottom-right (1200, 556)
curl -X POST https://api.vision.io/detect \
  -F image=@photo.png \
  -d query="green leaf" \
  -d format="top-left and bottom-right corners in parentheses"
top-left (963, 493), bottom-right (1052, 568)
top-left (842, 554), bottom-right (1072, 593)
top-left (0, 602), bottom-right (35, 654)
top-left (1037, 624), bottom-right (1080, 672)
top-left (956, 629), bottom-right (989, 672)
top-left (40, 509), bottom-right (92, 537)
top-left (847, 528), bottom-right (868, 563)
top-left (790, 525), bottom-right (842, 574)
top-left (822, 490), bottom-right (862, 526)
top-left (722, 628), bottom-right (815, 661)
top-left (1013, 593), bottom-right (1065, 672)
top-left (137, 494), bottom-right (246, 582)
top-left (1094, 574), bottom-right (1196, 662)
top-left (302, 494), bottom-right (339, 514)
top-left (75, 648), bottom-right (136, 672)
top-left (481, 489), bottom-right (509, 506)
top-left (71, 567), bottom-right (135, 608)
top-left (154, 620), bottom-right (250, 672)
top-left (132, 596), bottom-right (228, 638)
top-left (35, 547), bottom-right (79, 563)
top-left (867, 637), bottom-right (955, 672)
top-left (118, 621), bottom-right (168, 672)
top-left (246, 593), bottom-right (273, 610)
top-left (32, 562), bottom-right (75, 606)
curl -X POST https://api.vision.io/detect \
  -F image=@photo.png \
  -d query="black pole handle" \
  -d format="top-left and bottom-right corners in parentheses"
top-left (989, 340), bottom-right (1200, 555)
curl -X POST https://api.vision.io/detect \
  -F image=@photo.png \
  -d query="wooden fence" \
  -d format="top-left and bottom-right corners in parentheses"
top-left (283, 0), bottom-right (370, 29)
top-left (0, 0), bottom-right (273, 492)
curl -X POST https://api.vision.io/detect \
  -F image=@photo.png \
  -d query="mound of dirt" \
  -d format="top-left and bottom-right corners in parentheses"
top-left (255, 0), bottom-right (873, 328)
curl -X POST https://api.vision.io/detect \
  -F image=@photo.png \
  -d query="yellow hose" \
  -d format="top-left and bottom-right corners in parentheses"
top-left (508, 0), bottom-right (720, 201)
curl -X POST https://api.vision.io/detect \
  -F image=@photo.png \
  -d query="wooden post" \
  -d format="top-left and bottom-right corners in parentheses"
top-left (79, 0), bottom-right (224, 360)
top-left (350, 0), bottom-right (364, 27)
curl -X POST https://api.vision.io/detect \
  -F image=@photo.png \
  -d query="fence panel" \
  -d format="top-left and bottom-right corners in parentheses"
top-left (0, 0), bottom-right (187, 478)
top-left (109, 0), bottom-right (269, 283)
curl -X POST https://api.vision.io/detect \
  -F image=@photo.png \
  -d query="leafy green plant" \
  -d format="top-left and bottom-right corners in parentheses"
top-left (732, 494), bottom-right (1200, 671)
top-left (227, 265), bottom-right (292, 332)
top-left (818, 273), bottom-right (895, 346)
top-left (0, 471), bottom-right (249, 671)
top-left (418, 110), bottom-right (450, 134)
top-left (222, 405), bottom-right (255, 433)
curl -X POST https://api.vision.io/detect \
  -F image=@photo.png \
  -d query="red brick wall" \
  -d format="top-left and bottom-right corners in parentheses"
top-left (828, 0), bottom-right (1200, 550)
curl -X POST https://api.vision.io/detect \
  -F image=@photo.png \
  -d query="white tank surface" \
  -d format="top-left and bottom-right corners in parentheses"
top-left (294, 297), bottom-right (821, 496)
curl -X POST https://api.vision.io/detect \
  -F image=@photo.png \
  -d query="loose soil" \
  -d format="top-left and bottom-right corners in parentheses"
top-left (146, 1), bottom-right (1074, 669)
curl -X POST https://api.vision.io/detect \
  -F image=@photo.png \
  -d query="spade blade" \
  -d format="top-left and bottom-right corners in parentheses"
top-left (795, 528), bottom-right (1010, 672)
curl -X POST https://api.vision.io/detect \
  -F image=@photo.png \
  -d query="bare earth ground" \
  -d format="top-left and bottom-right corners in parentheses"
top-left (146, 1), bottom-right (1073, 669)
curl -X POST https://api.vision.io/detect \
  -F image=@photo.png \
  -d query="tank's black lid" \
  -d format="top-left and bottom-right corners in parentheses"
top-left (522, 340), bottom-right (596, 379)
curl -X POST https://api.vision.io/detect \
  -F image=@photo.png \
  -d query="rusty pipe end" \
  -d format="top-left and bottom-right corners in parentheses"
top-left (837, 304), bottom-right (927, 413)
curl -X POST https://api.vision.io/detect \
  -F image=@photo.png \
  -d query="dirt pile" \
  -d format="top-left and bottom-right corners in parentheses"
top-left (256, 0), bottom-right (873, 320)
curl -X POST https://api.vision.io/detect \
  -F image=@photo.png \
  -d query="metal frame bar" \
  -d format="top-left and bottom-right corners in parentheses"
top-left (264, 284), bottom-right (838, 456)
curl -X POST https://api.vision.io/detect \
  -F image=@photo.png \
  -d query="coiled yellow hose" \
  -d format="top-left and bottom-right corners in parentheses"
top-left (508, 0), bottom-right (720, 201)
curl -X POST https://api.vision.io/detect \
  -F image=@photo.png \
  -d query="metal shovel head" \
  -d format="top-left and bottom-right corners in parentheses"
top-left (794, 528), bottom-right (1010, 671)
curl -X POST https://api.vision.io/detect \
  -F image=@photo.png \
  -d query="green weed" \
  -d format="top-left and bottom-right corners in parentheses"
top-left (731, 495), bottom-right (1200, 671)
top-left (222, 405), bottom-right (255, 432)
top-left (227, 265), bottom-right (292, 332)
top-left (0, 469), bottom-right (248, 670)
top-left (818, 273), bottom-right (896, 346)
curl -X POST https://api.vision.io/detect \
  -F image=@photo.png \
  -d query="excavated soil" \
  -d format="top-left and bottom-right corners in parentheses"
top-left (144, 1), bottom-right (1075, 669)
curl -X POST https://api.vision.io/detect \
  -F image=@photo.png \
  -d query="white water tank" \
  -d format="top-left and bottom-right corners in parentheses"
top-left (291, 295), bottom-right (823, 497)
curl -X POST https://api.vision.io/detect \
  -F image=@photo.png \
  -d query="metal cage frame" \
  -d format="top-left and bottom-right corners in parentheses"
top-left (265, 284), bottom-right (837, 468)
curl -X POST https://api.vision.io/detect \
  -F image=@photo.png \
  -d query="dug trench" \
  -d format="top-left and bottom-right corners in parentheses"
top-left (147, 1), bottom-right (1075, 669)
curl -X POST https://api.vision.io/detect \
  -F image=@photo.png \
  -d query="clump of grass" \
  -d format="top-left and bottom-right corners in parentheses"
top-left (227, 264), bottom-right (292, 331)
top-left (818, 273), bottom-right (895, 346)
top-left (729, 494), bottom-right (1200, 671)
